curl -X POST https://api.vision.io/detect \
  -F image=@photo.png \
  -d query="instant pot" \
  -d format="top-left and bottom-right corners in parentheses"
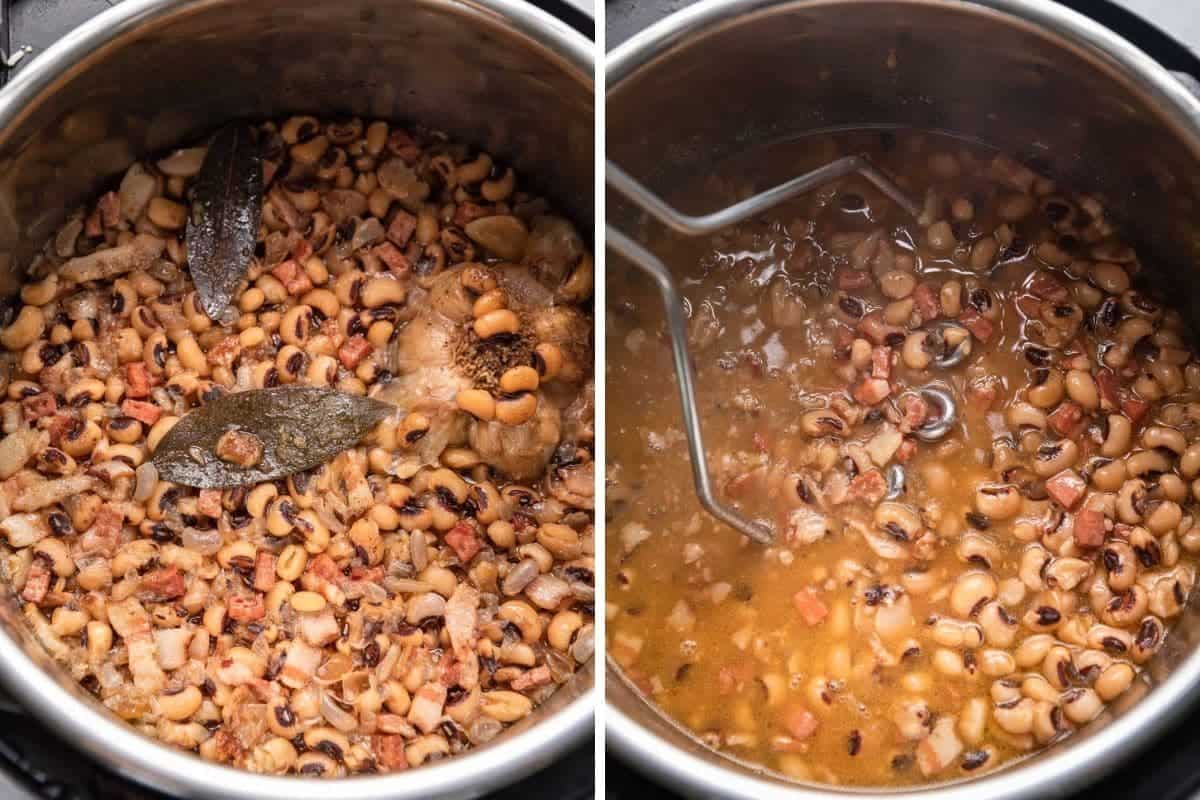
top-left (606, 0), bottom-right (1200, 798)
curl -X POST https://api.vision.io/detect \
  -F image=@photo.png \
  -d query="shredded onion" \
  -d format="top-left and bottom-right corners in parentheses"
top-left (181, 526), bottom-right (222, 555)
top-left (133, 462), bottom-right (158, 502)
top-left (320, 690), bottom-right (359, 732)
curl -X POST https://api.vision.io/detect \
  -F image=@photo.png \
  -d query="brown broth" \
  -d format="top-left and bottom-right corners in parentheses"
top-left (606, 130), bottom-right (1200, 786)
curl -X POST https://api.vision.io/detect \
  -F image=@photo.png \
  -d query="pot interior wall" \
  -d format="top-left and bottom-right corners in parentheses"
top-left (608, 0), bottom-right (1200, 326)
top-left (607, 0), bottom-right (1200, 789)
top-left (0, 0), bottom-right (593, 297)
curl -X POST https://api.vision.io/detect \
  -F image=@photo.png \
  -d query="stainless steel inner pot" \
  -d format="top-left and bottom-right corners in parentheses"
top-left (607, 1), bottom-right (1200, 797)
top-left (0, 1), bottom-right (593, 798)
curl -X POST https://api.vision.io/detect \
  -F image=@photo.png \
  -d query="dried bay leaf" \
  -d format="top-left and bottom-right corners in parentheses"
top-left (186, 124), bottom-right (262, 319)
top-left (152, 387), bottom-right (394, 488)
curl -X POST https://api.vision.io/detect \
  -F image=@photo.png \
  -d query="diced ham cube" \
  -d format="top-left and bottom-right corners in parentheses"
top-left (121, 399), bottom-right (162, 425)
top-left (453, 202), bottom-right (489, 227)
top-left (139, 566), bottom-right (186, 601)
top-left (407, 682), bottom-right (446, 734)
top-left (853, 377), bottom-right (892, 405)
top-left (372, 734), bottom-right (409, 771)
top-left (227, 593), bottom-right (265, 623)
top-left (444, 522), bottom-right (481, 564)
top-left (1028, 271), bottom-right (1070, 302)
top-left (337, 336), bottom-right (373, 369)
top-left (21, 556), bottom-right (51, 603)
top-left (387, 210), bottom-right (417, 248)
top-left (847, 469), bottom-right (887, 505)
top-left (1074, 509), bottom-right (1107, 548)
top-left (792, 588), bottom-right (829, 626)
top-left (387, 130), bottom-right (422, 164)
top-left (291, 239), bottom-right (313, 264)
top-left (871, 346), bottom-right (892, 379)
top-left (511, 665), bottom-right (552, 691)
top-left (1096, 369), bottom-right (1121, 409)
top-left (836, 269), bottom-right (872, 291)
top-left (80, 504), bottom-right (123, 556)
top-left (349, 564), bottom-right (384, 583)
top-left (197, 489), bottom-right (223, 518)
top-left (1122, 398), bottom-right (1150, 425)
top-left (271, 259), bottom-right (313, 296)
top-left (254, 551), bottom-right (277, 593)
top-left (965, 378), bottom-right (999, 412)
top-left (1015, 294), bottom-right (1042, 319)
top-left (206, 335), bottom-right (242, 369)
top-left (895, 438), bottom-right (918, 463)
top-left (1045, 469), bottom-right (1086, 510)
top-left (306, 553), bottom-right (340, 585)
top-left (1047, 401), bottom-right (1085, 437)
top-left (912, 283), bottom-right (940, 320)
top-left (717, 662), bottom-right (753, 695)
top-left (958, 309), bottom-right (995, 342)
top-left (373, 242), bottom-right (410, 275)
top-left (900, 393), bottom-right (930, 430)
top-left (22, 393), bottom-right (57, 422)
top-left (782, 706), bottom-right (819, 740)
top-left (917, 717), bottom-right (963, 777)
top-left (125, 363), bottom-right (151, 398)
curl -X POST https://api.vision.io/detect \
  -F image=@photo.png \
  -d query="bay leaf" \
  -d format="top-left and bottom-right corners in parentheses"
top-left (152, 387), bottom-right (394, 488)
top-left (186, 124), bottom-right (262, 319)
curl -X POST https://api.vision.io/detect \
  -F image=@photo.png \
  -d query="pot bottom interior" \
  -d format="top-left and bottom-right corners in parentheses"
top-left (606, 127), bottom-right (1198, 787)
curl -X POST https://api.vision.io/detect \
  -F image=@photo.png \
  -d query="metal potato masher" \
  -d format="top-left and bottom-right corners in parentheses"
top-left (607, 155), bottom-right (955, 544)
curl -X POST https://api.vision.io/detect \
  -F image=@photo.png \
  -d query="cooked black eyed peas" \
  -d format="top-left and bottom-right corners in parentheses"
top-left (0, 115), bottom-right (593, 777)
top-left (607, 130), bottom-right (1200, 787)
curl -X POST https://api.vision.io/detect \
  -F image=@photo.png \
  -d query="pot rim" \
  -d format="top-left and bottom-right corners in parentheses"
top-left (0, 1), bottom-right (593, 798)
top-left (606, 1), bottom-right (1200, 798)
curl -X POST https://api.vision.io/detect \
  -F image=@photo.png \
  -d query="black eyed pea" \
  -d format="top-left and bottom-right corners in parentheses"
top-left (1042, 645), bottom-right (1075, 690)
top-left (60, 419), bottom-right (103, 458)
top-left (1094, 662), bottom-right (1136, 702)
top-left (1064, 370), bottom-right (1099, 410)
top-left (978, 601), bottom-right (1019, 647)
top-left (1031, 700), bottom-right (1066, 745)
top-left (1087, 624), bottom-right (1134, 655)
top-left (481, 690), bottom-right (533, 723)
top-left (950, 571), bottom-right (998, 617)
top-left (880, 270), bottom-right (916, 300)
top-left (498, 600), bottom-right (542, 643)
top-left (925, 220), bottom-right (956, 254)
top-left (1131, 615), bottom-right (1165, 664)
top-left (500, 366), bottom-right (539, 394)
top-left (1061, 688), bottom-right (1102, 724)
top-left (901, 332), bottom-right (932, 370)
top-left (537, 523), bottom-right (582, 560)
top-left (978, 649), bottom-right (1016, 678)
top-left (471, 289), bottom-right (508, 321)
top-left (975, 483), bottom-right (1022, 520)
top-left (276, 544), bottom-right (307, 582)
top-left (496, 392), bottom-right (538, 426)
top-left (1142, 425), bottom-right (1187, 455)
top-left (279, 305), bottom-right (314, 347)
top-left (1126, 449), bottom-right (1172, 480)
top-left (49, 607), bottom-right (88, 637)
top-left (147, 197), bottom-right (187, 230)
top-left (991, 679), bottom-right (1022, 706)
top-left (800, 409), bottom-right (846, 438)
top-left (488, 520), bottom-right (517, 550)
top-left (1007, 402), bottom-right (1047, 430)
top-left (548, 610), bottom-right (583, 652)
top-left (1089, 262), bottom-right (1130, 295)
top-left (428, 467), bottom-right (470, 505)
top-left (1015, 634), bottom-right (1055, 670)
top-left (156, 685), bottom-right (203, 721)
top-left (405, 734), bottom-right (451, 767)
top-left (1101, 414), bottom-right (1133, 458)
top-left (1032, 439), bottom-right (1078, 478)
top-left (1154, 471), bottom-right (1189, 504)
top-left (362, 277), bottom-right (406, 309)
top-left (474, 309), bottom-right (520, 340)
top-left (0, 306), bottom-right (45, 351)
top-left (1144, 499), bottom-right (1182, 535)
top-left (85, 620), bottom-right (113, 662)
top-left (993, 697), bottom-right (1035, 735)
